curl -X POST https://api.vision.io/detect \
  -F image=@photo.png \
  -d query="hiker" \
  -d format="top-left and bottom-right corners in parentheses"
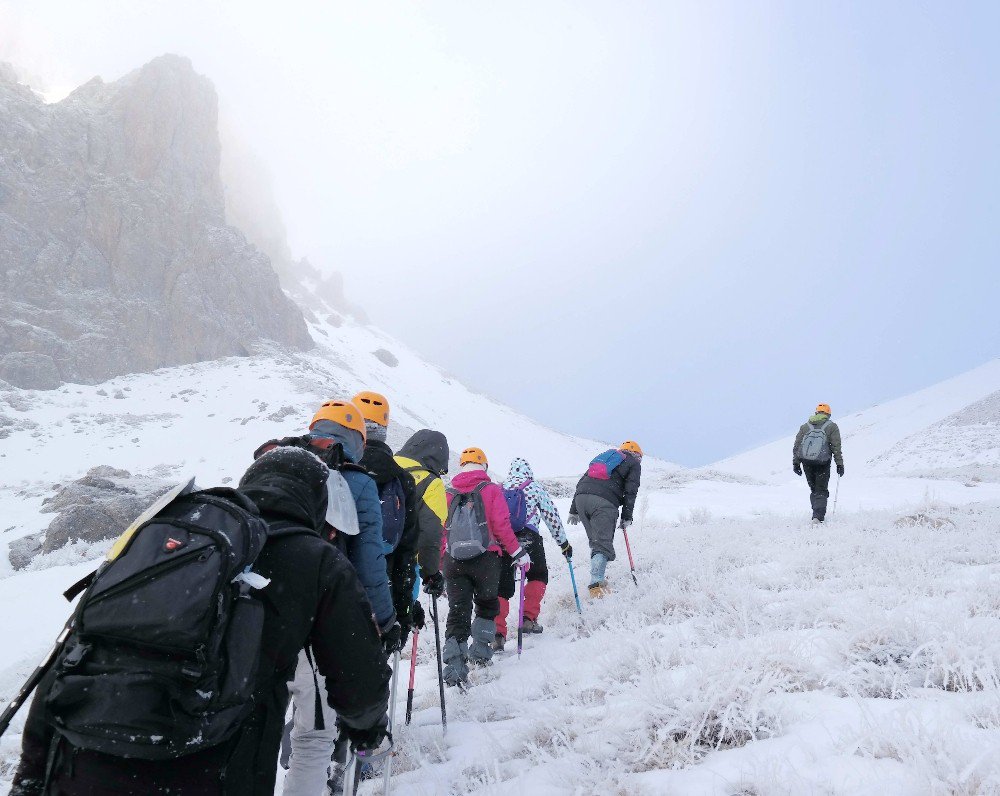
top-left (394, 428), bottom-right (451, 603)
top-left (793, 403), bottom-right (845, 523)
top-left (353, 391), bottom-right (425, 647)
top-left (254, 400), bottom-right (397, 644)
top-left (255, 401), bottom-right (399, 795)
top-left (442, 447), bottom-right (529, 686)
top-left (494, 457), bottom-right (572, 649)
top-left (10, 447), bottom-right (390, 796)
top-left (568, 441), bottom-right (643, 598)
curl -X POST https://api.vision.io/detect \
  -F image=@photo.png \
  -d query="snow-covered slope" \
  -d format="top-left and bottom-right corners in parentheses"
top-left (716, 359), bottom-right (1000, 481)
top-left (0, 312), bottom-right (661, 557)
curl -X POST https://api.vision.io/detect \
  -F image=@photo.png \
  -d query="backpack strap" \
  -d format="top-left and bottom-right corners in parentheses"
top-left (303, 645), bottom-right (325, 732)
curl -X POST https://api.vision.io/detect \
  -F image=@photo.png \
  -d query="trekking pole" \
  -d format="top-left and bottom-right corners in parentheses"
top-left (517, 564), bottom-right (527, 660)
top-left (0, 623), bottom-right (72, 737)
top-left (622, 526), bottom-right (639, 586)
top-left (832, 473), bottom-right (841, 517)
top-left (566, 556), bottom-right (583, 615)
top-left (383, 651), bottom-right (401, 796)
top-left (405, 627), bottom-right (419, 725)
top-left (430, 595), bottom-right (447, 734)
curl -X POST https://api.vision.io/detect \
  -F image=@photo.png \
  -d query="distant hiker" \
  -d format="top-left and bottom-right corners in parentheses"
top-left (394, 428), bottom-right (451, 602)
top-left (793, 403), bottom-right (845, 523)
top-left (354, 391), bottom-right (425, 646)
top-left (568, 441), bottom-right (643, 598)
top-left (442, 447), bottom-right (529, 686)
top-left (494, 457), bottom-right (571, 648)
top-left (10, 448), bottom-right (390, 796)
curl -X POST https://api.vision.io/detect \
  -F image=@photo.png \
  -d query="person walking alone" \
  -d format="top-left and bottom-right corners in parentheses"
top-left (792, 403), bottom-right (845, 523)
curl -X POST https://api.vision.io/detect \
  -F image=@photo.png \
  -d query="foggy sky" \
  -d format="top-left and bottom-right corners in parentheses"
top-left (3, 1), bottom-right (999, 465)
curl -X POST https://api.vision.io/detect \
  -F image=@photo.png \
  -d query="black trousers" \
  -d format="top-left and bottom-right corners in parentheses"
top-left (803, 460), bottom-right (831, 520)
top-left (498, 531), bottom-right (549, 600)
top-left (443, 552), bottom-right (502, 641)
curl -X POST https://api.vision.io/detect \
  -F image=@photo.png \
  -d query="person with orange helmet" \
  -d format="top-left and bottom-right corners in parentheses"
top-left (352, 391), bottom-right (425, 649)
top-left (792, 403), bottom-right (845, 523)
top-left (254, 400), bottom-right (398, 796)
top-left (441, 447), bottom-right (529, 686)
top-left (568, 441), bottom-right (644, 597)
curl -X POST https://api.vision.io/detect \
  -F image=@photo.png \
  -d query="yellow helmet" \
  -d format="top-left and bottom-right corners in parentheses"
top-left (620, 440), bottom-right (643, 457)
top-left (816, 403), bottom-right (831, 415)
top-left (460, 447), bottom-right (488, 467)
top-left (352, 391), bottom-right (390, 426)
top-left (310, 400), bottom-right (366, 440)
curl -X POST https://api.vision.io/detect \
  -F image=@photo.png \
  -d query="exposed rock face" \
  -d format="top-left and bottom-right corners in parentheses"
top-left (0, 55), bottom-right (312, 389)
top-left (8, 465), bottom-right (176, 569)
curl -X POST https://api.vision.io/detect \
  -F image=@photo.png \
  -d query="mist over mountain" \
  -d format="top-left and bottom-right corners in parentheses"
top-left (0, 54), bottom-right (311, 389)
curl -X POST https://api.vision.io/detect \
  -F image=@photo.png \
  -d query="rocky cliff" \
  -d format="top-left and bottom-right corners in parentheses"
top-left (0, 55), bottom-right (312, 389)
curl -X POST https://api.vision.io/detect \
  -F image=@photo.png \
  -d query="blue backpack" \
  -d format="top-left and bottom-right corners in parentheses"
top-left (503, 486), bottom-right (529, 533)
top-left (587, 449), bottom-right (626, 480)
top-left (380, 477), bottom-right (407, 553)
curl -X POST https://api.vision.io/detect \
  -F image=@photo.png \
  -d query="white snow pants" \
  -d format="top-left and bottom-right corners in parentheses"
top-left (282, 649), bottom-right (338, 796)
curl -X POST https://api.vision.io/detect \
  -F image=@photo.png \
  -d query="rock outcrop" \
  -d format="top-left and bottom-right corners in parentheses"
top-left (0, 55), bottom-right (312, 389)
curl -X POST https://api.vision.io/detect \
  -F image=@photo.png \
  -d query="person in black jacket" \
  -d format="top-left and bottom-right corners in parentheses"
top-left (10, 447), bottom-right (390, 796)
top-left (353, 391), bottom-right (423, 648)
top-left (568, 441), bottom-right (643, 597)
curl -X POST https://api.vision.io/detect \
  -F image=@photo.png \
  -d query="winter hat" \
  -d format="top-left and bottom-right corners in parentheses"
top-left (239, 447), bottom-right (330, 532)
top-left (364, 419), bottom-right (388, 443)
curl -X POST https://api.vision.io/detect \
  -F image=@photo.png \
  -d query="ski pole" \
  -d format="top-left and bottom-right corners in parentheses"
top-left (383, 650), bottom-right (401, 796)
top-left (517, 564), bottom-right (527, 659)
top-left (0, 622), bottom-right (72, 738)
top-left (622, 526), bottom-right (639, 586)
top-left (566, 556), bottom-right (583, 615)
top-left (430, 595), bottom-right (447, 734)
top-left (405, 627), bottom-right (419, 725)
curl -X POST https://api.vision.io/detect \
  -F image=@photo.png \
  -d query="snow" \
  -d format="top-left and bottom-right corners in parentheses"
top-left (3, 326), bottom-right (1000, 793)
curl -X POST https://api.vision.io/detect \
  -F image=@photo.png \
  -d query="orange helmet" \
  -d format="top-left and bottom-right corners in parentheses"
top-left (310, 400), bottom-right (366, 440)
top-left (460, 447), bottom-right (488, 467)
top-left (352, 391), bottom-right (390, 426)
top-left (620, 440), bottom-right (643, 457)
top-left (815, 403), bottom-right (831, 415)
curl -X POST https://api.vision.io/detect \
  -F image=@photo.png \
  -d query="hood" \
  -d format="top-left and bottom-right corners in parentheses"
top-left (809, 412), bottom-right (832, 424)
top-left (239, 447), bottom-right (329, 532)
top-left (504, 457), bottom-right (534, 488)
top-left (309, 419), bottom-right (365, 463)
top-left (451, 469), bottom-right (491, 492)
top-left (398, 429), bottom-right (449, 475)
top-left (360, 439), bottom-right (396, 486)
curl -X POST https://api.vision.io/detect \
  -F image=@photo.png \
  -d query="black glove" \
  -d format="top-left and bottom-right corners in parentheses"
top-left (793, 463), bottom-right (802, 476)
top-left (560, 540), bottom-right (573, 559)
top-left (381, 621), bottom-right (403, 654)
top-left (837, 464), bottom-right (844, 477)
top-left (341, 716), bottom-right (389, 751)
top-left (422, 571), bottom-right (445, 598)
top-left (411, 600), bottom-right (426, 631)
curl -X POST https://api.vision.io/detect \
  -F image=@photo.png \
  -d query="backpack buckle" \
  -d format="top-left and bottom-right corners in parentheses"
top-left (62, 642), bottom-right (90, 669)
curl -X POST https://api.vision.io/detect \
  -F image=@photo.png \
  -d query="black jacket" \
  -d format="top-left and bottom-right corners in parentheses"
top-left (570, 451), bottom-right (642, 522)
top-left (11, 451), bottom-right (390, 796)
top-left (360, 439), bottom-right (420, 629)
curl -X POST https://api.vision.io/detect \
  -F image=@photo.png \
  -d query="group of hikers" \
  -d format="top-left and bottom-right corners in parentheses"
top-left (7, 391), bottom-right (644, 795)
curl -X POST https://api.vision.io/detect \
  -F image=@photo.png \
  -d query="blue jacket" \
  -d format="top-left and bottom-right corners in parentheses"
top-left (309, 422), bottom-right (395, 629)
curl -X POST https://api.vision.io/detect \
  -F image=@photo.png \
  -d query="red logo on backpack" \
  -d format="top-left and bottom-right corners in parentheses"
top-left (163, 537), bottom-right (185, 553)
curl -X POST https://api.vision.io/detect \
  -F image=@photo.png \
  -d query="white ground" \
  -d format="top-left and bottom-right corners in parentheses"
top-left (2, 338), bottom-right (1000, 793)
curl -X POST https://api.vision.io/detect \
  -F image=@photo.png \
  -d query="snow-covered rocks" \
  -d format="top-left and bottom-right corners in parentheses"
top-left (8, 466), bottom-right (176, 570)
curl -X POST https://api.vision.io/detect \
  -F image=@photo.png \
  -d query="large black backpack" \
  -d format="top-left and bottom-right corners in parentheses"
top-left (46, 488), bottom-right (270, 760)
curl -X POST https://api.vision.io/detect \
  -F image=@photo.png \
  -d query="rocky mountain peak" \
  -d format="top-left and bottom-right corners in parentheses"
top-left (0, 55), bottom-right (312, 390)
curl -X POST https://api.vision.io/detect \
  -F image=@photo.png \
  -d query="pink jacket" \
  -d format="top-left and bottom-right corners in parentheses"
top-left (445, 470), bottom-right (523, 558)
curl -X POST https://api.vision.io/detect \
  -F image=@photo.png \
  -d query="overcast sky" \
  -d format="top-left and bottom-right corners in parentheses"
top-left (3, 1), bottom-right (998, 465)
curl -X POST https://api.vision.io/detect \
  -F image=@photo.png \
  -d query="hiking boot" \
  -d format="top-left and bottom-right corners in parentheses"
top-left (588, 582), bottom-right (610, 598)
top-left (521, 618), bottom-right (543, 634)
top-left (492, 633), bottom-right (505, 652)
top-left (468, 656), bottom-right (493, 670)
top-left (811, 517), bottom-right (824, 524)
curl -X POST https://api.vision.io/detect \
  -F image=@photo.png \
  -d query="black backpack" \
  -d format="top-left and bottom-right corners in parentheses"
top-left (46, 488), bottom-right (270, 760)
